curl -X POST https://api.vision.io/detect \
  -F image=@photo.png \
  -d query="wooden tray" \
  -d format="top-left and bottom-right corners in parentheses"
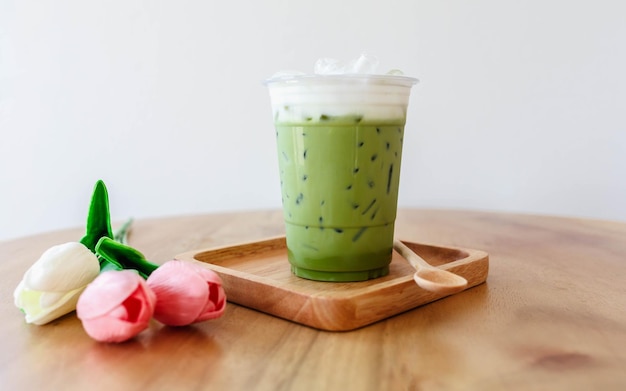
top-left (175, 236), bottom-right (489, 331)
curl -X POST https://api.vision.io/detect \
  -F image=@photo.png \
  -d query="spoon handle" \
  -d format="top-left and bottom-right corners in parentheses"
top-left (393, 240), bottom-right (430, 271)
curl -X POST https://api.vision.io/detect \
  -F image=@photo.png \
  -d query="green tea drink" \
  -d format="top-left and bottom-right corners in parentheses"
top-left (267, 74), bottom-right (417, 282)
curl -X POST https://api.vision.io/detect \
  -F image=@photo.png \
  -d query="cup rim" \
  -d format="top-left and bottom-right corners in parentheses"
top-left (264, 73), bottom-right (419, 87)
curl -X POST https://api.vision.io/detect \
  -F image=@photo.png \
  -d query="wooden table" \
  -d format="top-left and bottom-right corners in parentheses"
top-left (1, 209), bottom-right (625, 390)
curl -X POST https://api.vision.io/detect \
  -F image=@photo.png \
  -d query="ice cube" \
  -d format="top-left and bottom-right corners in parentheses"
top-left (386, 69), bottom-right (404, 76)
top-left (314, 58), bottom-right (341, 75)
top-left (347, 53), bottom-right (379, 74)
top-left (272, 55), bottom-right (406, 78)
top-left (314, 54), bottom-right (380, 75)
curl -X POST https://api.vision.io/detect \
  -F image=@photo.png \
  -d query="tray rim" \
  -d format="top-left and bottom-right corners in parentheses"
top-left (175, 235), bottom-right (489, 331)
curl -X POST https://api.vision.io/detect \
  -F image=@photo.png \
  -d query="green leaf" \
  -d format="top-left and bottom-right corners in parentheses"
top-left (95, 237), bottom-right (159, 279)
top-left (79, 180), bottom-right (113, 253)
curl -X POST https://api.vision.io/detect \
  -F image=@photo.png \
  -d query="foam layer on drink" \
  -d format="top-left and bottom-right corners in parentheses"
top-left (266, 75), bottom-right (417, 123)
top-left (266, 54), bottom-right (417, 123)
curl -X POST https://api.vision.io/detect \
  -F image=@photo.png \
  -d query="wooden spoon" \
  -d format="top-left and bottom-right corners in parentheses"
top-left (393, 240), bottom-right (468, 295)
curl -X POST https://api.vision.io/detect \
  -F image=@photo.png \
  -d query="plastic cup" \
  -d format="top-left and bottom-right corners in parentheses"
top-left (266, 74), bottom-right (417, 282)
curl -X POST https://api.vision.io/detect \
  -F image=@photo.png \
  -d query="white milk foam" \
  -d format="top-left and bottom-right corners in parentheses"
top-left (266, 54), bottom-right (417, 123)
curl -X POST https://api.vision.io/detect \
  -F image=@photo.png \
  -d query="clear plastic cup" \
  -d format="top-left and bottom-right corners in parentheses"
top-left (266, 74), bottom-right (418, 282)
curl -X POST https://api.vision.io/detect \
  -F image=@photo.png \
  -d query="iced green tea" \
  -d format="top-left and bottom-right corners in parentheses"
top-left (267, 75), bottom-right (417, 281)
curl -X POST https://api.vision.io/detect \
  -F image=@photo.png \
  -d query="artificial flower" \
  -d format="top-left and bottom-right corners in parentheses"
top-left (147, 260), bottom-right (226, 326)
top-left (77, 270), bottom-right (156, 343)
top-left (96, 237), bottom-right (158, 279)
top-left (14, 242), bottom-right (101, 325)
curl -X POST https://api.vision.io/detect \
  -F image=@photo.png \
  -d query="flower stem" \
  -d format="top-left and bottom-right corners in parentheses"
top-left (114, 218), bottom-right (134, 245)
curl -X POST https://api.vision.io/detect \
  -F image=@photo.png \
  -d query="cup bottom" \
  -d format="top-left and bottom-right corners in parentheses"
top-left (291, 264), bottom-right (390, 282)
top-left (285, 222), bottom-right (394, 282)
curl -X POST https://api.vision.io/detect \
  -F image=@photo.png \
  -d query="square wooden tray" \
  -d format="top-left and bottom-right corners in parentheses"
top-left (175, 236), bottom-right (489, 331)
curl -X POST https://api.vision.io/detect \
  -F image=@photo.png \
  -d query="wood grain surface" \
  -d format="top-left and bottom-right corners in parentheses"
top-left (1, 209), bottom-right (625, 391)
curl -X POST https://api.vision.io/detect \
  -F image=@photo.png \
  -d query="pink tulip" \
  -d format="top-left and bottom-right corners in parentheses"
top-left (146, 260), bottom-right (226, 326)
top-left (77, 270), bottom-right (156, 343)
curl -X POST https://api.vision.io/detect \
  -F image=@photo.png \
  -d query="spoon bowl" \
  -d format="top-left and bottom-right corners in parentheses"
top-left (393, 240), bottom-right (468, 295)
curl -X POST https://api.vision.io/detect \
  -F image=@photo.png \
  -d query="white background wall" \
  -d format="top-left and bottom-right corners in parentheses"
top-left (1, 0), bottom-right (625, 241)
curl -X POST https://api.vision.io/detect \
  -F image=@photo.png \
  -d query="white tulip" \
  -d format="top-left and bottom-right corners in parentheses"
top-left (14, 242), bottom-right (101, 325)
